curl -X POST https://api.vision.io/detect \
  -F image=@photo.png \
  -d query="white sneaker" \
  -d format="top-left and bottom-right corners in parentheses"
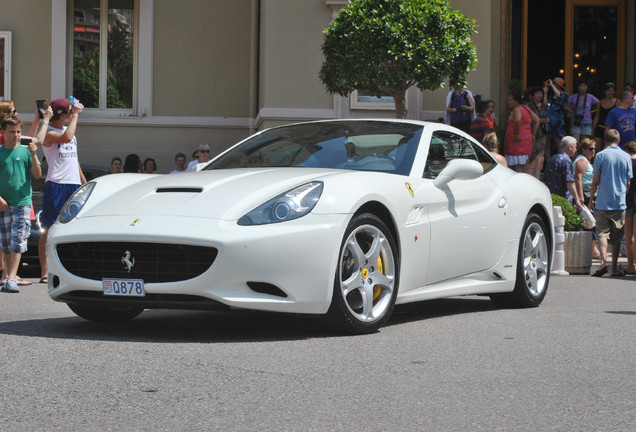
top-left (2, 278), bottom-right (20, 293)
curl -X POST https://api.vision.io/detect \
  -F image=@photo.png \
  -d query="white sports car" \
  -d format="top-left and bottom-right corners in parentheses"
top-left (47, 119), bottom-right (554, 334)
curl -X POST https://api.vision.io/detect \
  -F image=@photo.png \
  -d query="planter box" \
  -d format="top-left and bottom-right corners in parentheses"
top-left (564, 231), bottom-right (593, 275)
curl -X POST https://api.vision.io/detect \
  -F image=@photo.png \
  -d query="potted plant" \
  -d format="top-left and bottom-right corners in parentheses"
top-left (551, 194), bottom-right (593, 274)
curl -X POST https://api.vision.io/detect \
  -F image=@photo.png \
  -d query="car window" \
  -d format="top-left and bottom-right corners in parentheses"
top-left (205, 121), bottom-right (423, 176)
top-left (424, 131), bottom-right (495, 179)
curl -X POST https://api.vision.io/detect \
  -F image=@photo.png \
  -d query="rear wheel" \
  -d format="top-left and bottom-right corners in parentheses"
top-left (491, 212), bottom-right (550, 307)
top-left (327, 213), bottom-right (399, 334)
top-left (68, 304), bottom-right (144, 322)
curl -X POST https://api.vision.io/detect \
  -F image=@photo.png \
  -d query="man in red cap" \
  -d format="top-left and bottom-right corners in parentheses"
top-left (38, 98), bottom-right (87, 284)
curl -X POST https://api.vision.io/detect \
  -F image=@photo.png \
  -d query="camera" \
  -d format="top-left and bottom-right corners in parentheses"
top-left (574, 114), bottom-right (583, 126)
top-left (541, 123), bottom-right (552, 134)
top-left (20, 137), bottom-right (32, 146)
top-left (36, 99), bottom-right (49, 119)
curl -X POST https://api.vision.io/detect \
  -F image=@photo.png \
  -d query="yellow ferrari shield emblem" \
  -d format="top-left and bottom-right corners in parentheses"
top-left (361, 268), bottom-right (369, 279)
top-left (405, 182), bottom-right (414, 197)
top-left (130, 219), bottom-right (140, 226)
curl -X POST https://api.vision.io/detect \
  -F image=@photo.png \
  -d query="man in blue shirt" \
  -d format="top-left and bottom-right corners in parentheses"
top-left (605, 91), bottom-right (636, 149)
top-left (589, 129), bottom-right (633, 277)
top-left (543, 136), bottom-right (582, 210)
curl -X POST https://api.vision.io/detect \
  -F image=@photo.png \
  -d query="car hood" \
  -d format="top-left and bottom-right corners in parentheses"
top-left (80, 168), bottom-right (342, 221)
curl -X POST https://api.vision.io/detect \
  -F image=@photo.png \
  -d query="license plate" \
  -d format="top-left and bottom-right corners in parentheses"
top-left (102, 278), bottom-right (145, 297)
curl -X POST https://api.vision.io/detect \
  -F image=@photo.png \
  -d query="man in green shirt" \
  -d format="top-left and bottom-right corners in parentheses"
top-left (0, 116), bottom-right (42, 293)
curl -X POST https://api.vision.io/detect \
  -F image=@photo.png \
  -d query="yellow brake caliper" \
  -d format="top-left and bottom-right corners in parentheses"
top-left (373, 253), bottom-right (384, 301)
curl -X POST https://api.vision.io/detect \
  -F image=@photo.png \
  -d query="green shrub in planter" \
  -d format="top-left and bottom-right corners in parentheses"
top-left (551, 193), bottom-right (582, 231)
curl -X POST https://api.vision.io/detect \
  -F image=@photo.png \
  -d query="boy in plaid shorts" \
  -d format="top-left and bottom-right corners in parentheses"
top-left (0, 116), bottom-right (43, 292)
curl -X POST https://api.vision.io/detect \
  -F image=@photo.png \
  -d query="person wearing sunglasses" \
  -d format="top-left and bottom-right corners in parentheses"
top-left (574, 138), bottom-right (601, 260)
top-left (187, 143), bottom-right (211, 172)
top-left (573, 138), bottom-right (596, 206)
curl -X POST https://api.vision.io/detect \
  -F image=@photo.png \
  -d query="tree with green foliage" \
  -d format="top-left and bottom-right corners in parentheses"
top-left (320, 0), bottom-right (477, 118)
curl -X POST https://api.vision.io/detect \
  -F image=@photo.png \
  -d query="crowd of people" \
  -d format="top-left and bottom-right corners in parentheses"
top-left (455, 79), bottom-right (635, 278)
top-left (107, 143), bottom-right (211, 176)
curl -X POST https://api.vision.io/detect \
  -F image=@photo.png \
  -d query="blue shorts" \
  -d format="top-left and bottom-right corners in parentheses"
top-left (41, 182), bottom-right (81, 228)
top-left (0, 206), bottom-right (32, 254)
top-left (570, 123), bottom-right (592, 136)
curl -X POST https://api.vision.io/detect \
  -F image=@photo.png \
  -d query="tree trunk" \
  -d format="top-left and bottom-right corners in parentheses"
top-left (392, 90), bottom-right (407, 119)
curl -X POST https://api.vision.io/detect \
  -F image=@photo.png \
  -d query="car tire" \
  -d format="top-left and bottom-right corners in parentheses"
top-left (491, 212), bottom-right (550, 308)
top-left (326, 213), bottom-right (399, 334)
top-left (68, 304), bottom-right (144, 322)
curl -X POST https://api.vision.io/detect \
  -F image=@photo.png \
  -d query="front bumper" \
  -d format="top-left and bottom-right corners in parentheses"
top-left (47, 213), bottom-right (349, 314)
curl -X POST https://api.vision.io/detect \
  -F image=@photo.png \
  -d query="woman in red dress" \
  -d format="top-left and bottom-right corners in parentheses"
top-left (504, 93), bottom-right (539, 172)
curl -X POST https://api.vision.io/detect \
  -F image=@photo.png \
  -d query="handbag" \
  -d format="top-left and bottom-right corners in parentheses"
top-left (579, 205), bottom-right (596, 229)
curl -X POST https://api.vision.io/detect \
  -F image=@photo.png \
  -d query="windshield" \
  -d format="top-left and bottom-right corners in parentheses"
top-left (205, 121), bottom-right (423, 175)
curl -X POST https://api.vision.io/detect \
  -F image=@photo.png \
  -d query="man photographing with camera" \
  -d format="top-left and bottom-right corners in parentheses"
top-left (38, 98), bottom-right (87, 284)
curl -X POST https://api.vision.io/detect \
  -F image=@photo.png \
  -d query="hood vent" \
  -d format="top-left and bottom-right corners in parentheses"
top-left (156, 187), bottom-right (203, 193)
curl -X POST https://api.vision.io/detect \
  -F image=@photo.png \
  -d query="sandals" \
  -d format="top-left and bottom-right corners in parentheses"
top-left (39, 276), bottom-right (48, 284)
top-left (611, 270), bottom-right (626, 277)
top-left (17, 277), bottom-right (32, 286)
top-left (591, 266), bottom-right (608, 277)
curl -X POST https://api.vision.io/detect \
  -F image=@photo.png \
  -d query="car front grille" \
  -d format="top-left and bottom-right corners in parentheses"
top-left (56, 242), bottom-right (218, 283)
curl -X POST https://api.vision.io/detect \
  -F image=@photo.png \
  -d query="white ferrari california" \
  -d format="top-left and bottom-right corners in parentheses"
top-left (47, 119), bottom-right (554, 334)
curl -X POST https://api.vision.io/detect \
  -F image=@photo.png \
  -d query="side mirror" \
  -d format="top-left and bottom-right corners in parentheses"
top-left (433, 159), bottom-right (483, 189)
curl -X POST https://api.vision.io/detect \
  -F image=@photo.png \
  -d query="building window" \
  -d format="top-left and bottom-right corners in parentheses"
top-left (0, 31), bottom-right (11, 101)
top-left (350, 90), bottom-right (400, 110)
top-left (71, 0), bottom-right (136, 112)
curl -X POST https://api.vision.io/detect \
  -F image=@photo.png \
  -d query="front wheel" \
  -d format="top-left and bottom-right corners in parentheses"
top-left (491, 212), bottom-right (551, 307)
top-left (326, 213), bottom-right (399, 334)
top-left (68, 304), bottom-right (144, 322)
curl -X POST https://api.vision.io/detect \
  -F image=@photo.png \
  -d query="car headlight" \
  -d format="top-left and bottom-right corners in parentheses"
top-left (58, 182), bottom-right (96, 224)
top-left (238, 181), bottom-right (323, 226)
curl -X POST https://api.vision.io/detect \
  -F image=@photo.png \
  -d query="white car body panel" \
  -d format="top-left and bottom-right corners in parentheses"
top-left (47, 119), bottom-right (554, 323)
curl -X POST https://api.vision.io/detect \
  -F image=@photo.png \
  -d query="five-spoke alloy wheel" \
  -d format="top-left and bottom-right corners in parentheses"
top-left (327, 213), bottom-right (399, 334)
top-left (491, 212), bottom-right (551, 307)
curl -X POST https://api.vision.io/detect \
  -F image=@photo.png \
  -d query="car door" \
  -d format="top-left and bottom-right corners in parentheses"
top-left (422, 131), bottom-right (510, 285)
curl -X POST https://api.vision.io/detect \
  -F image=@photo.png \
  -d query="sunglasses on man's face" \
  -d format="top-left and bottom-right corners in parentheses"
top-left (7, 108), bottom-right (16, 114)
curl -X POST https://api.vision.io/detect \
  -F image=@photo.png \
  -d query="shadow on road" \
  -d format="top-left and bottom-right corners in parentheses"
top-left (0, 297), bottom-right (500, 343)
top-left (389, 297), bottom-right (498, 326)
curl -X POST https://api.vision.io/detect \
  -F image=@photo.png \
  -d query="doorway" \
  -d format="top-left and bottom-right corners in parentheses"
top-left (520, 0), bottom-right (626, 96)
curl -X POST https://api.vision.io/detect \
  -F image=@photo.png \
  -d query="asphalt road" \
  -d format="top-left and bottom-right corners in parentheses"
top-left (1, 272), bottom-right (634, 431)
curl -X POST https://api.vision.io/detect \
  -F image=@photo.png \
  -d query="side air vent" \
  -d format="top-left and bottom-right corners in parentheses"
top-left (156, 187), bottom-right (203, 193)
top-left (247, 282), bottom-right (288, 298)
